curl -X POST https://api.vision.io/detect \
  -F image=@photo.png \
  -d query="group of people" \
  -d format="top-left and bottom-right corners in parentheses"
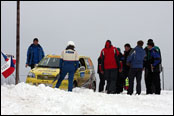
top-left (26, 38), bottom-right (162, 94)
top-left (97, 39), bottom-right (162, 95)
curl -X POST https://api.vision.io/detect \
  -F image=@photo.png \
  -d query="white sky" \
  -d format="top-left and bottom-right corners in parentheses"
top-left (1, 1), bottom-right (173, 90)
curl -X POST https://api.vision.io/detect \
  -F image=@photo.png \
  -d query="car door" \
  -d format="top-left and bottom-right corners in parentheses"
top-left (84, 58), bottom-right (94, 80)
top-left (75, 58), bottom-right (88, 86)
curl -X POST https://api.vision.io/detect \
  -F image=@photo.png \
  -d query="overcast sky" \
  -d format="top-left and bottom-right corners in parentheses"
top-left (1, 1), bottom-right (173, 90)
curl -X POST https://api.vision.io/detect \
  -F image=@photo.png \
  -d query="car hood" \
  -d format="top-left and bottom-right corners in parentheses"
top-left (31, 67), bottom-right (60, 77)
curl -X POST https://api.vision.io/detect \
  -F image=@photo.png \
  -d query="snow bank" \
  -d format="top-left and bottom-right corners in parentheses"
top-left (1, 82), bottom-right (173, 115)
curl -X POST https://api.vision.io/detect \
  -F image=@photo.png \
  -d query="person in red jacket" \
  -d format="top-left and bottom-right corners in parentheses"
top-left (99, 40), bottom-right (120, 94)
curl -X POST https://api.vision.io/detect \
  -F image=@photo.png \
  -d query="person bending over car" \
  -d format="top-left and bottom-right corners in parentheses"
top-left (55, 41), bottom-right (79, 92)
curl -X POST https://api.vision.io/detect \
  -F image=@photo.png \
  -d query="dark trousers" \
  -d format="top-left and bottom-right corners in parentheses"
top-left (153, 72), bottom-right (161, 94)
top-left (116, 72), bottom-right (124, 93)
top-left (145, 69), bottom-right (154, 94)
top-left (55, 68), bottom-right (75, 92)
top-left (99, 73), bottom-right (106, 92)
top-left (122, 69), bottom-right (130, 90)
top-left (123, 69), bottom-right (129, 79)
top-left (128, 68), bottom-right (143, 95)
top-left (145, 69), bottom-right (161, 94)
top-left (104, 69), bottom-right (118, 94)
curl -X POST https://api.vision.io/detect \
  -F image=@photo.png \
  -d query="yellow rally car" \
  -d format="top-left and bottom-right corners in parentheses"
top-left (26, 55), bottom-right (96, 91)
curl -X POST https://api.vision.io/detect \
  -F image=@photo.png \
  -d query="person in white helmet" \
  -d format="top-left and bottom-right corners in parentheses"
top-left (55, 41), bottom-right (79, 92)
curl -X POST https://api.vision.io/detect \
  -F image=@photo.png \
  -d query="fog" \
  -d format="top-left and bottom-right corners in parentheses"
top-left (1, 1), bottom-right (173, 90)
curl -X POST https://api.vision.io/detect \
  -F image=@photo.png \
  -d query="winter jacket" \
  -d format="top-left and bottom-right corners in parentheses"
top-left (149, 47), bottom-right (161, 67)
top-left (123, 48), bottom-right (132, 71)
top-left (100, 44), bottom-right (120, 70)
top-left (127, 46), bottom-right (145, 68)
top-left (144, 46), bottom-right (161, 69)
top-left (117, 50), bottom-right (124, 72)
top-left (59, 49), bottom-right (79, 72)
top-left (26, 44), bottom-right (45, 66)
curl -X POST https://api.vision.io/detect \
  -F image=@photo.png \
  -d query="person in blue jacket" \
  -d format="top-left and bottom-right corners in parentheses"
top-left (25, 38), bottom-right (45, 69)
top-left (147, 42), bottom-right (161, 95)
top-left (55, 41), bottom-right (79, 92)
top-left (144, 39), bottom-right (162, 94)
top-left (127, 40), bottom-right (146, 95)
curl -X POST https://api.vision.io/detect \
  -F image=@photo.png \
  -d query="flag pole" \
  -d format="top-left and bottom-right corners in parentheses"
top-left (16, 1), bottom-right (20, 85)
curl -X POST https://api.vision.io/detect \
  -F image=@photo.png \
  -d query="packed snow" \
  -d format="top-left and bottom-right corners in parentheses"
top-left (1, 82), bottom-right (173, 115)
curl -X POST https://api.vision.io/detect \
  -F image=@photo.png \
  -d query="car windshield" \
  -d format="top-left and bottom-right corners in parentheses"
top-left (38, 57), bottom-right (60, 68)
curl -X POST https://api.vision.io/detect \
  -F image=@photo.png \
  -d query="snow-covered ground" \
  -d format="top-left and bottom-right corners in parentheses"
top-left (1, 82), bottom-right (173, 115)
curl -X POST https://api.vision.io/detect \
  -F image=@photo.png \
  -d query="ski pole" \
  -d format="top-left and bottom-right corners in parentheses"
top-left (162, 66), bottom-right (164, 90)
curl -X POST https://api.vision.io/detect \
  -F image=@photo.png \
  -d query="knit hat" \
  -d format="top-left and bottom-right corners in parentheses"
top-left (147, 41), bottom-right (154, 47)
top-left (147, 39), bottom-right (153, 45)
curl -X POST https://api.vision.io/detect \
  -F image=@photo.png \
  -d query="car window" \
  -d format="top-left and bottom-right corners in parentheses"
top-left (79, 58), bottom-right (86, 69)
top-left (38, 57), bottom-right (60, 68)
top-left (85, 58), bottom-right (93, 69)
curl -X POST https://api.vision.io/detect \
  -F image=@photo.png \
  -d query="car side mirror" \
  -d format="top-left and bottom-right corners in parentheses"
top-left (79, 66), bottom-right (85, 72)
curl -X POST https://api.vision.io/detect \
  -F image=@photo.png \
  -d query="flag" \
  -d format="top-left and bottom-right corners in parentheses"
top-left (1, 52), bottom-right (16, 65)
top-left (1, 52), bottom-right (8, 61)
top-left (1, 57), bottom-right (15, 78)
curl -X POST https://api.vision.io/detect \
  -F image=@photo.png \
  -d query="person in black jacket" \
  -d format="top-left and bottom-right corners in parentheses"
top-left (122, 43), bottom-right (132, 90)
top-left (97, 57), bottom-right (107, 92)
